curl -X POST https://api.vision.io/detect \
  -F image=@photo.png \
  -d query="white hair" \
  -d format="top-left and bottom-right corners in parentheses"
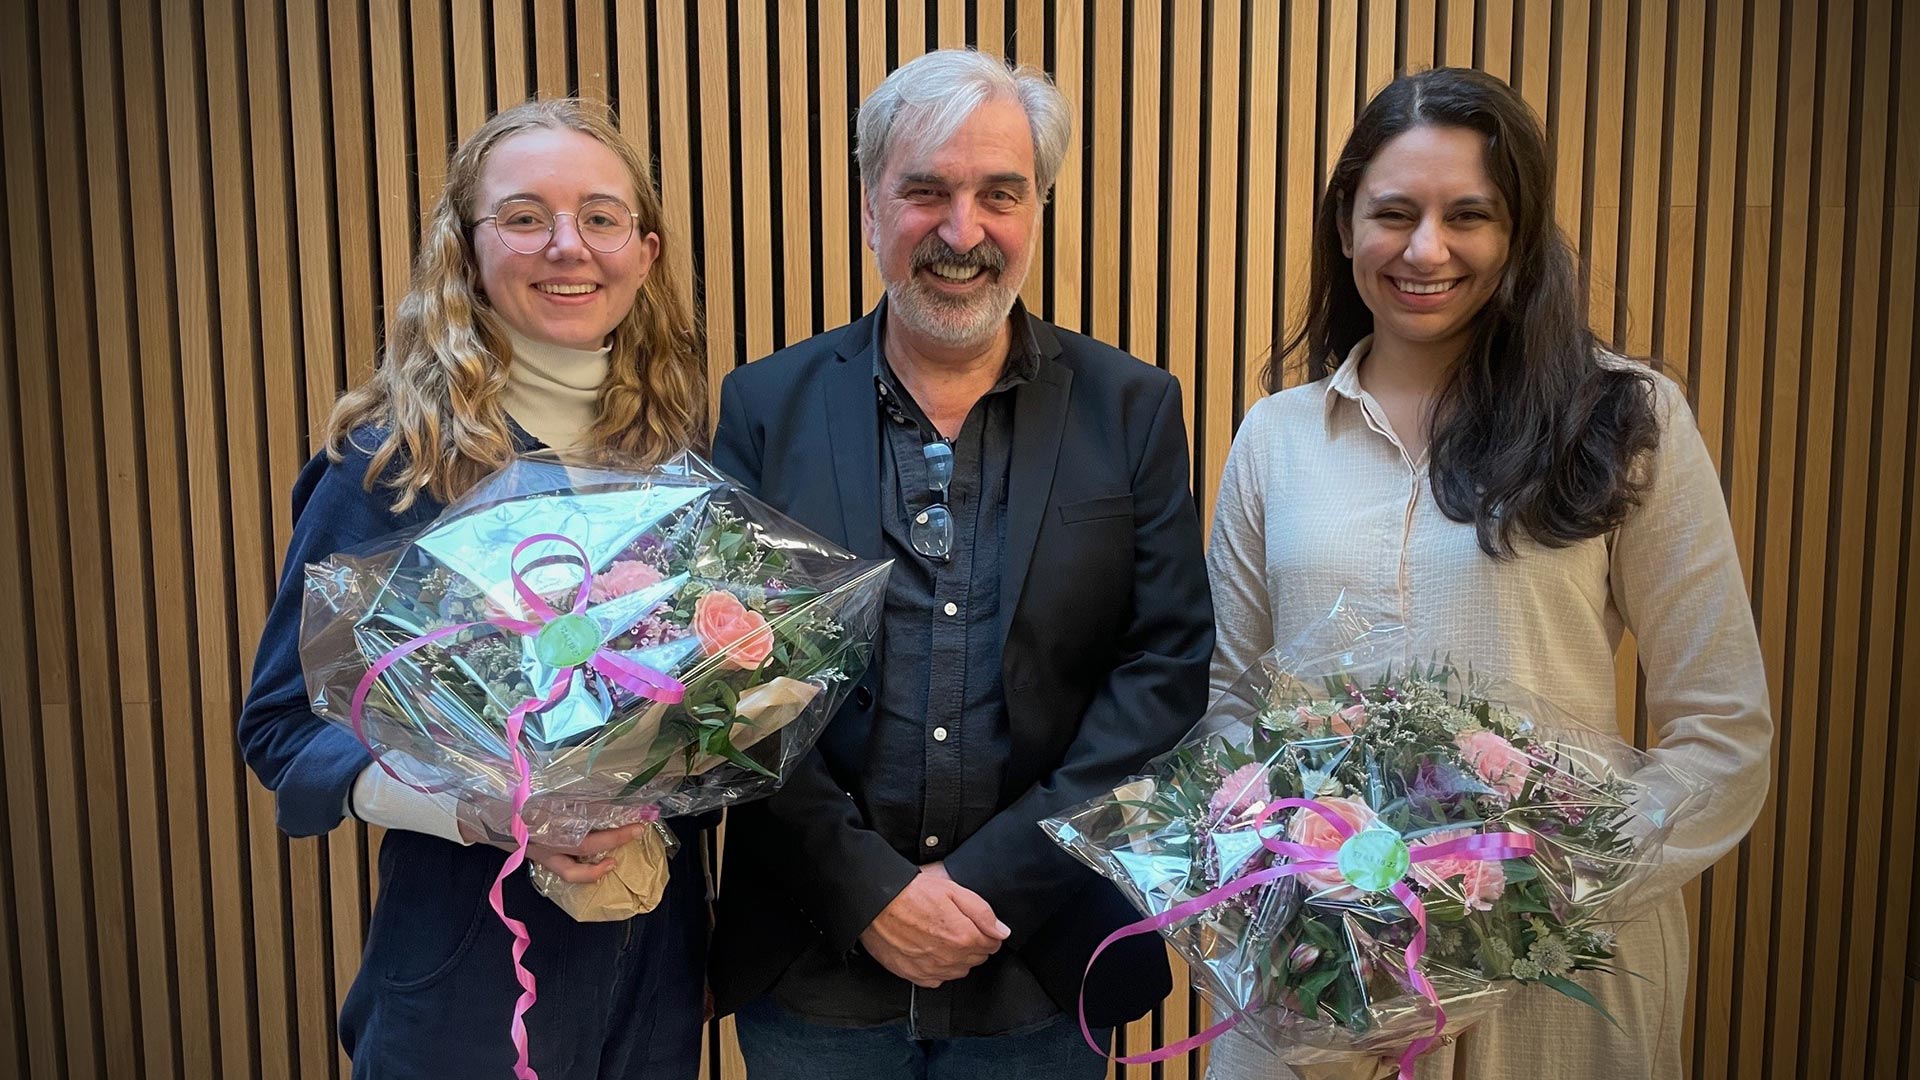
top-left (856, 48), bottom-right (1074, 199)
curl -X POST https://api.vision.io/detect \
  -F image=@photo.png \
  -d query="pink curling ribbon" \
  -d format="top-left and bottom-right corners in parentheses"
top-left (1078, 796), bottom-right (1535, 1079)
top-left (348, 532), bottom-right (686, 1080)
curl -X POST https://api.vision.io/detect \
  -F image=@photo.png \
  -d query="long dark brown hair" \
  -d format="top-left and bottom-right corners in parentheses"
top-left (1265, 67), bottom-right (1660, 558)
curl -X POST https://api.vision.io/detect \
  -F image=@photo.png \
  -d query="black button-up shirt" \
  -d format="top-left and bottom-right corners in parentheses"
top-left (770, 305), bottom-right (1060, 1037)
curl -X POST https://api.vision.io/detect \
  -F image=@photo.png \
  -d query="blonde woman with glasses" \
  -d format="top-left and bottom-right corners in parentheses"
top-left (238, 98), bottom-right (709, 1079)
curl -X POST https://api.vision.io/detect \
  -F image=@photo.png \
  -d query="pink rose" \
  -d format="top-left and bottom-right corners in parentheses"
top-left (692, 590), bottom-right (775, 670)
top-left (1412, 829), bottom-right (1508, 911)
top-left (1208, 763), bottom-right (1273, 820)
top-left (1454, 729), bottom-right (1531, 800)
top-left (589, 559), bottom-right (665, 603)
top-left (1286, 796), bottom-right (1379, 900)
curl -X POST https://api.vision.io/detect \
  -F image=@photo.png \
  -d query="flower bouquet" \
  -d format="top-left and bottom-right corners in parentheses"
top-left (1041, 609), bottom-right (1705, 1077)
top-left (299, 451), bottom-right (889, 1076)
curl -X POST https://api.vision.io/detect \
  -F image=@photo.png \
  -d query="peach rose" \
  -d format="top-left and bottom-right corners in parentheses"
top-left (1411, 829), bottom-right (1508, 911)
top-left (1286, 796), bottom-right (1379, 900)
top-left (1328, 703), bottom-right (1368, 735)
top-left (692, 590), bottom-right (775, 670)
top-left (1454, 729), bottom-right (1531, 800)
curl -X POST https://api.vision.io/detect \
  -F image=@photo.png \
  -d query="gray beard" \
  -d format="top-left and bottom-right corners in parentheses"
top-left (882, 272), bottom-right (1021, 348)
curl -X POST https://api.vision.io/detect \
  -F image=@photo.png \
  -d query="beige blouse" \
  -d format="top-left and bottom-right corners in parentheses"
top-left (1202, 337), bottom-right (1772, 1080)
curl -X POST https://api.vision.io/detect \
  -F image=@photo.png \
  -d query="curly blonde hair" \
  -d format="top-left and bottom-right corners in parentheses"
top-left (324, 98), bottom-right (705, 511)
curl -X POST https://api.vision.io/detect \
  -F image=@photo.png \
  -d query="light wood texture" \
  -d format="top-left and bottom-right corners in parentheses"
top-left (0, 4), bottom-right (1911, 1079)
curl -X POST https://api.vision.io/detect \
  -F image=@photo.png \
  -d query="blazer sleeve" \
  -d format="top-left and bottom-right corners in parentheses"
top-left (941, 375), bottom-right (1215, 939)
top-left (711, 368), bottom-right (921, 954)
top-left (238, 448), bottom-right (422, 838)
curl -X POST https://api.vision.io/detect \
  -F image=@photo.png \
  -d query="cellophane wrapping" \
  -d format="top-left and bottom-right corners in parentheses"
top-left (1042, 602), bottom-right (1706, 1069)
top-left (300, 451), bottom-right (891, 849)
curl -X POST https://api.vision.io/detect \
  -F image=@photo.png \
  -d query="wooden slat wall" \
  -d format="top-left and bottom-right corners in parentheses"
top-left (1, 1), bottom-right (1913, 1077)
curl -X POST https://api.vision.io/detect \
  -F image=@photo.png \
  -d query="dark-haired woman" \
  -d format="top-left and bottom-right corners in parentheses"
top-left (1204, 68), bottom-right (1770, 1080)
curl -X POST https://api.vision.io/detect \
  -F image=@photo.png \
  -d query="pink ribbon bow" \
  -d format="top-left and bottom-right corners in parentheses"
top-left (349, 533), bottom-right (686, 1079)
top-left (1078, 796), bottom-right (1535, 1079)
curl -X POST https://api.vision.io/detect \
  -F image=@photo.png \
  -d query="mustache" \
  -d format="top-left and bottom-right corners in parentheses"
top-left (909, 235), bottom-right (1007, 274)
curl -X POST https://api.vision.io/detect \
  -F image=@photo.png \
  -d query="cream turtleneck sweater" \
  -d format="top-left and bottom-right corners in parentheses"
top-left (346, 327), bottom-right (614, 844)
top-left (496, 326), bottom-right (612, 452)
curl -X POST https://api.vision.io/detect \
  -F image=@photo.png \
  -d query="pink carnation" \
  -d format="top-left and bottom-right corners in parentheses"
top-left (589, 560), bottom-right (665, 603)
top-left (1208, 763), bottom-right (1272, 820)
top-left (1454, 729), bottom-right (1532, 800)
top-left (1412, 829), bottom-right (1508, 910)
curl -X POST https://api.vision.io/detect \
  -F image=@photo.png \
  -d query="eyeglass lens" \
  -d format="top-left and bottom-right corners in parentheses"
top-left (910, 441), bottom-right (954, 559)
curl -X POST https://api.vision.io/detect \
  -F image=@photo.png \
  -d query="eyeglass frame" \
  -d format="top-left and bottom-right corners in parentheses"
top-left (910, 439), bottom-right (955, 562)
top-left (469, 197), bottom-right (644, 255)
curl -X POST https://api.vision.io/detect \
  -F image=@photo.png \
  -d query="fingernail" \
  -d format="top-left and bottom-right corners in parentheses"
top-left (994, 921), bottom-right (1011, 937)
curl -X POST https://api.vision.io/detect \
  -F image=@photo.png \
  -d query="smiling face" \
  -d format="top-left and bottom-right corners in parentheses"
top-left (1340, 124), bottom-right (1512, 365)
top-left (861, 96), bottom-right (1040, 351)
top-left (471, 127), bottom-right (660, 350)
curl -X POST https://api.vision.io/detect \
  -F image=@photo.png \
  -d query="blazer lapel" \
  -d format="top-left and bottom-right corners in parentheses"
top-left (1000, 320), bottom-right (1071, 641)
top-left (824, 311), bottom-right (884, 559)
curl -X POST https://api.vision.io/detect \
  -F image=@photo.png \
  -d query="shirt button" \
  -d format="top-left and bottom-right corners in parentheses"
top-left (924, 835), bottom-right (940, 847)
top-left (943, 601), bottom-right (958, 616)
top-left (933, 727), bottom-right (948, 741)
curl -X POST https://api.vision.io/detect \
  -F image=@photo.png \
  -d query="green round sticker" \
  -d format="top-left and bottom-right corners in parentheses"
top-left (534, 613), bottom-right (604, 668)
top-left (1336, 827), bottom-right (1411, 893)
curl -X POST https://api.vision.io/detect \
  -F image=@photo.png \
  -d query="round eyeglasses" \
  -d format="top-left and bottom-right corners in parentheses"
top-left (474, 197), bottom-right (640, 255)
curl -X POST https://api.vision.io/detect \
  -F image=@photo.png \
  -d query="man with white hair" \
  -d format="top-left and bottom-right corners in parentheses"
top-left (708, 48), bottom-right (1213, 1077)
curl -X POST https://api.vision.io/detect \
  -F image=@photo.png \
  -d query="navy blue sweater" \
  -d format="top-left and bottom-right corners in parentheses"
top-left (238, 437), bottom-right (445, 837)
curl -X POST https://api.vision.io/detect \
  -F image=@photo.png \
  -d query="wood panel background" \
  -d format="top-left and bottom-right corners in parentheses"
top-left (0, 1), bottom-right (1913, 1077)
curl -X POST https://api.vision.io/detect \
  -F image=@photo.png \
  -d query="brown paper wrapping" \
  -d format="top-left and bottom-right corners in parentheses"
top-left (530, 822), bottom-right (673, 921)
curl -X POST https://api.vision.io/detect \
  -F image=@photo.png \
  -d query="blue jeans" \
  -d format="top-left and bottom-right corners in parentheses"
top-left (733, 994), bottom-right (1113, 1080)
top-left (338, 826), bottom-right (706, 1079)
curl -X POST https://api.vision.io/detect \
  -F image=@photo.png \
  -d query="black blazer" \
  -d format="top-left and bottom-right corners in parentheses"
top-left (707, 304), bottom-right (1214, 1028)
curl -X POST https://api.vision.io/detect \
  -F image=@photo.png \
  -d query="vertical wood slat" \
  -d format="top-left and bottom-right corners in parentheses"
top-left (1197, 0), bottom-right (1240, 527)
top-left (1013, 0), bottom-right (1045, 316)
top-left (0, 5), bottom-right (83, 1077)
top-left (1051, 0), bottom-right (1083, 332)
top-left (125, 0), bottom-right (224, 1073)
top-left (38, 1), bottom-right (143, 1077)
top-left (695, 1), bottom-right (738, 399)
top-left (161, 1), bottom-right (264, 1074)
top-left (1793, 2), bottom-right (1862, 1075)
top-left (1089, 0), bottom-right (1121, 345)
top-left (0, 118), bottom-right (44, 1077)
top-left (206, 0), bottom-right (300, 1074)
top-left (1, 4), bottom-right (1914, 1079)
top-left (737, 0), bottom-right (774, 365)
top-left (80, 0), bottom-right (181, 1072)
top-left (246, 1), bottom-right (340, 1073)
top-left (1725, 0), bottom-right (1783, 1073)
top-left (1755, 0), bottom-right (1823, 1072)
top-left (1162, 0), bottom-right (1200, 456)
top-left (777, 0), bottom-right (814, 349)
top-left (1874, 12), bottom-right (1920, 1077)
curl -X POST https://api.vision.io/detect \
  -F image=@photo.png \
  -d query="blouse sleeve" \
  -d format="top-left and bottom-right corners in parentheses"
top-left (1608, 375), bottom-right (1774, 901)
top-left (1206, 400), bottom-right (1279, 704)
